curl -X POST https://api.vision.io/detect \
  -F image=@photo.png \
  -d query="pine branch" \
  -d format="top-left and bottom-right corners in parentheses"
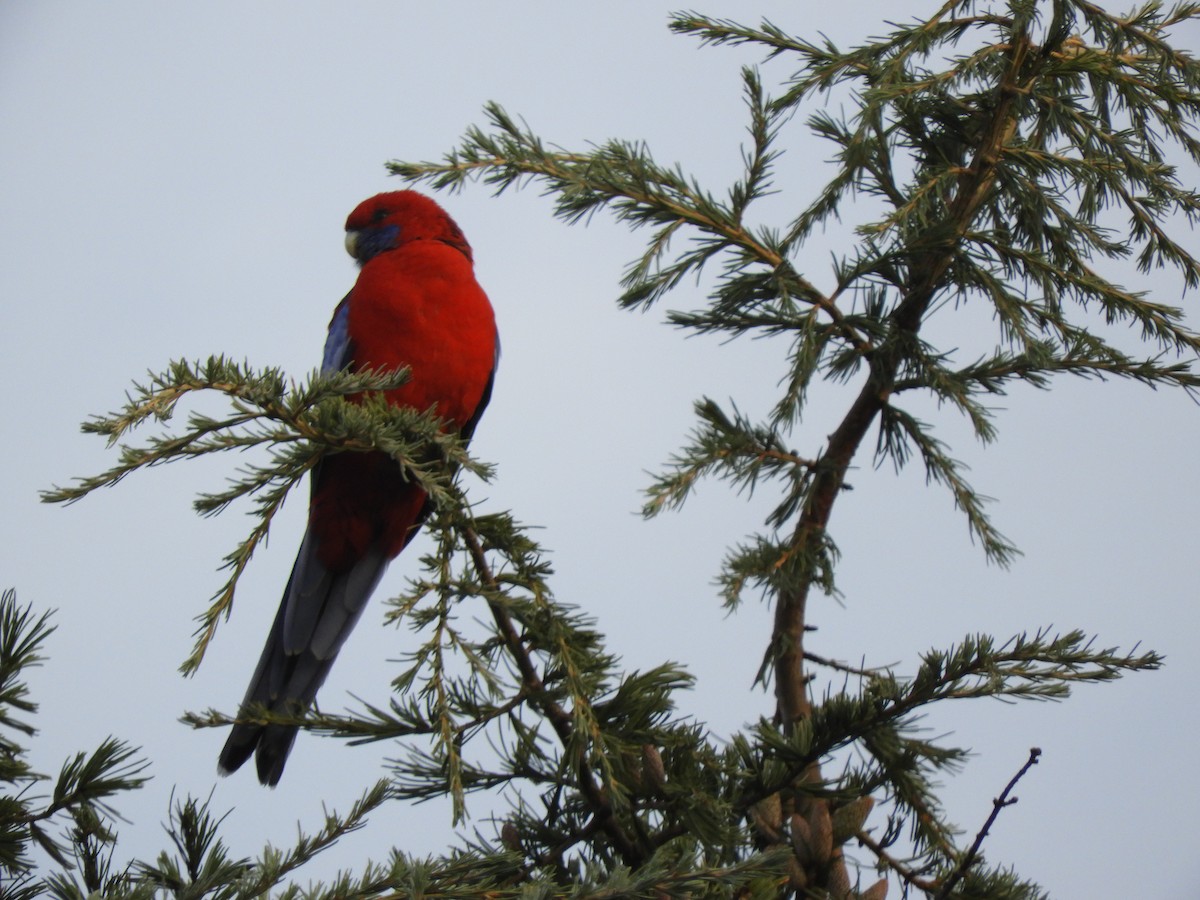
top-left (876, 404), bottom-right (1019, 566)
top-left (0, 591), bottom-right (153, 887)
top-left (457, 521), bottom-right (647, 868)
top-left (0, 591), bottom-right (54, 750)
top-left (232, 781), bottom-right (392, 896)
top-left (132, 794), bottom-right (252, 894)
top-left (388, 103), bottom-right (871, 354)
top-left (42, 358), bottom-right (490, 674)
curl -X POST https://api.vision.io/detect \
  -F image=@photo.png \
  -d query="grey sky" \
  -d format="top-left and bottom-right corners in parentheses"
top-left (1, 2), bottom-right (1197, 896)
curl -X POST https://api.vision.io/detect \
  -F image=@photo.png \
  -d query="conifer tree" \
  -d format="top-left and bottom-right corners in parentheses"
top-left (28, 1), bottom-right (1200, 896)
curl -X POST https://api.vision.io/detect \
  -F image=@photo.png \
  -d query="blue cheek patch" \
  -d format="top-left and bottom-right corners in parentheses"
top-left (357, 224), bottom-right (401, 262)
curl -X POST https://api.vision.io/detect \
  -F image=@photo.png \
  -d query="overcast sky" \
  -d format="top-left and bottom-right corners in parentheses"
top-left (2, 2), bottom-right (1198, 896)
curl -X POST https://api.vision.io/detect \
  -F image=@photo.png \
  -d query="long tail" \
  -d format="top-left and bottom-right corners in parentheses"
top-left (218, 530), bottom-right (389, 786)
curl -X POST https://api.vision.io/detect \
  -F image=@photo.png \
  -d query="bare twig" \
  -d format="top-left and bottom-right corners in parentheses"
top-left (803, 651), bottom-right (887, 679)
top-left (935, 747), bottom-right (1043, 898)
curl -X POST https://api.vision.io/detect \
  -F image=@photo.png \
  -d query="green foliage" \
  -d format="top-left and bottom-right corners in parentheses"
top-left (0, 588), bottom-right (425, 898)
top-left (41, 358), bottom-right (488, 676)
top-left (33, 1), bottom-right (1200, 897)
top-left (0, 589), bottom-right (150, 893)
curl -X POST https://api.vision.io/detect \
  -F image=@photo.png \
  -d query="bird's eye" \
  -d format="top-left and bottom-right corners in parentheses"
top-left (370, 208), bottom-right (390, 224)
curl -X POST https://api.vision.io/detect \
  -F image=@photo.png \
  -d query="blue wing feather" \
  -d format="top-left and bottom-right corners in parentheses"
top-left (322, 294), bottom-right (353, 373)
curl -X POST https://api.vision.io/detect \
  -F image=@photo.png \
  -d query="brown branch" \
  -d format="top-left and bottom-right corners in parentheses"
top-left (458, 523), bottom-right (644, 868)
top-left (856, 829), bottom-right (941, 894)
top-left (771, 16), bottom-right (1039, 732)
top-left (768, 21), bottom-right (1046, 895)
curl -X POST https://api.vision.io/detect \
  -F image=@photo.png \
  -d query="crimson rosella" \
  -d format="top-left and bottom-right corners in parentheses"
top-left (219, 191), bottom-right (498, 785)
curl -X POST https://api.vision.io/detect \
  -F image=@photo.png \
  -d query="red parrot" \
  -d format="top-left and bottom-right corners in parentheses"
top-left (219, 191), bottom-right (498, 785)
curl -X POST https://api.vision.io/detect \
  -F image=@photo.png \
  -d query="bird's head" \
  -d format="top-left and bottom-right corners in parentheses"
top-left (343, 191), bottom-right (473, 265)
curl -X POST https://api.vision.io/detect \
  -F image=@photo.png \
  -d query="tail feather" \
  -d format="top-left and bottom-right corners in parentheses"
top-left (218, 534), bottom-right (390, 785)
top-left (311, 552), bottom-right (388, 658)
